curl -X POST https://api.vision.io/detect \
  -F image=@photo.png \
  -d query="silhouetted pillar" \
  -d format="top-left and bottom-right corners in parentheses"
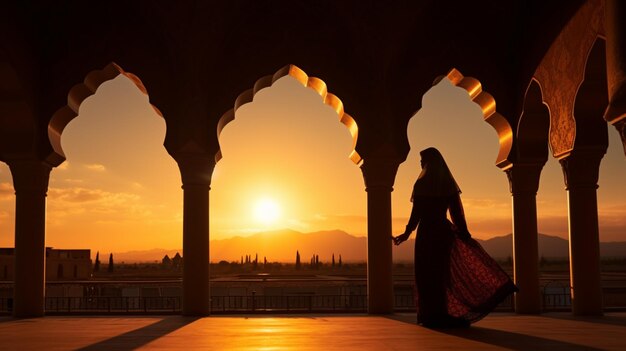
top-left (361, 157), bottom-right (399, 314)
top-left (8, 159), bottom-right (52, 317)
top-left (176, 154), bottom-right (214, 316)
top-left (505, 163), bottom-right (543, 314)
top-left (560, 150), bottom-right (605, 315)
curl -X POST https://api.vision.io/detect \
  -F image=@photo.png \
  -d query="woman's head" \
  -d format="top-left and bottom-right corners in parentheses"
top-left (412, 147), bottom-right (461, 199)
top-left (419, 147), bottom-right (446, 170)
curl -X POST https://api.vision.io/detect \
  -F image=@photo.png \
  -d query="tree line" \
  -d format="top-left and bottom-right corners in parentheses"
top-left (93, 251), bottom-right (116, 273)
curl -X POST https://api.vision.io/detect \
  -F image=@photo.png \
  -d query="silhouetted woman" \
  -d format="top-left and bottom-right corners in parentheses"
top-left (393, 147), bottom-right (517, 328)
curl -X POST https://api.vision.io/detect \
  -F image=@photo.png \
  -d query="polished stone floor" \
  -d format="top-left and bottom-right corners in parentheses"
top-left (1, 313), bottom-right (625, 350)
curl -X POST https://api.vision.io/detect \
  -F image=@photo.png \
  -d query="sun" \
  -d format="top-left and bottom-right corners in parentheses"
top-left (253, 198), bottom-right (281, 224)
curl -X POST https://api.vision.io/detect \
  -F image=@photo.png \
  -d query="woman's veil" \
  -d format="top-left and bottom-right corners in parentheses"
top-left (411, 147), bottom-right (461, 200)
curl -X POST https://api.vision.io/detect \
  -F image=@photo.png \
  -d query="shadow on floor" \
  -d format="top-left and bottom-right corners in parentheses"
top-left (541, 312), bottom-right (626, 327)
top-left (0, 316), bottom-right (42, 324)
top-left (438, 326), bottom-right (604, 351)
top-left (77, 316), bottom-right (199, 351)
top-left (0, 316), bottom-right (17, 324)
top-left (385, 314), bottom-right (604, 351)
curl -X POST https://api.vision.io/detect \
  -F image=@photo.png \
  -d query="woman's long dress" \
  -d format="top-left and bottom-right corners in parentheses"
top-left (407, 194), bottom-right (518, 326)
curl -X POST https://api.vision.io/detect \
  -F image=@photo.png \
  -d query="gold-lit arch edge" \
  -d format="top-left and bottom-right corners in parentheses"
top-left (441, 68), bottom-right (514, 169)
top-left (216, 64), bottom-right (361, 165)
top-left (47, 62), bottom-right (161, 166)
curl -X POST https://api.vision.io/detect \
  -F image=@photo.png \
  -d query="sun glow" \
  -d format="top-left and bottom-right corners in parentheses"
top-left (253, 198), bottom-right (281, 224)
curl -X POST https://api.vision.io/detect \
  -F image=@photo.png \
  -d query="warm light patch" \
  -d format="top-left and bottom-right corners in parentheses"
top-left (253, 198), bottom-right (281, 224)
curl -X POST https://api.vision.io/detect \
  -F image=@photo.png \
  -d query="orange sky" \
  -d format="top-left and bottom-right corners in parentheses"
top-left (0, 74), bottom-right (624, 254)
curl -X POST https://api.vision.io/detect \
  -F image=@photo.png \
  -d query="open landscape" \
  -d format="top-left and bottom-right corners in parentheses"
top-left (108, 229), bottom-right (626, 264)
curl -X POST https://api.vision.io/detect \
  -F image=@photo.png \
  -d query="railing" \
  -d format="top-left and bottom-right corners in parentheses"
top-left (44, 296), bottom-right (180, 313)
top-left (541, 285), bottom-right (626, 311)
top-left (0, 285), bottom-right (624, 314)
top-left (0, 293), bottom-right (514, 314)
top-left (542, 283), bottom-right (572, 310)
top-left (210, 294), bottom-right (369, 313)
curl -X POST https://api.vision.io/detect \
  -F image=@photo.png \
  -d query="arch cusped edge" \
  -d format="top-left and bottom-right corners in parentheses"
top-left (216, 64), bottom-right (361, 165)
top-left (444, 68), bottom-right (514, 169)
top-left (47, 62), bottom-right (163, 166)
top-left (516, 79), bottom-right (551, 164)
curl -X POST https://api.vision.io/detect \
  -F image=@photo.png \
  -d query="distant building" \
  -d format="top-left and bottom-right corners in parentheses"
top-left (0, 248), bottom-right (92, 281)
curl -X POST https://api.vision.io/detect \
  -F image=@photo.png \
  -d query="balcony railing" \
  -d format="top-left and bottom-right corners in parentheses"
top-left (0, 293), bottom-right (512, 314)
top-left (43, 296), bottom-right (180, 313)
top-left (0, 284), bottom-right (624, 314)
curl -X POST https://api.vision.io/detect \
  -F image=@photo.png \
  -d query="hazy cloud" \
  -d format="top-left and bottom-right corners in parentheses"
top-left (462, 198), bottom-right (508, 209)
top-left (43, 186), bottom-right (185, 228)
top-left (47, 187), bottom-right (149, 224)
top-left (309, 214), bottom-right (368, 224)
top-left (57, 162), bottom-right (69, 170)
top-left (84, 163), bottom-right (106, 171)
top-left (285, 218), bottom-right (310, 231)
top-left (49, 188), bottom-right (108, 203)
top-left (131, 182), bottom-right (144, 190)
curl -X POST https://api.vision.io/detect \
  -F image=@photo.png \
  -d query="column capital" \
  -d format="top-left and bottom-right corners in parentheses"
top-left (611, 119), bottom-right (626, 156)
top-left (174, 153), bottom-right (215, 188)
top-left (7, 159), bottom-right (52, 195)
top-left (559, 149), bottom-right (605, 190)
top-left (504, 162), bottom-right (545, 195)
top-left (360, 157), bottom-right (401, 192)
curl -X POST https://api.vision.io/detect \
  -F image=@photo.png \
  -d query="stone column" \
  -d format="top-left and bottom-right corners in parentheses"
top-left (360, 157), bottom-right (399, 314)
top-left (176, 154), bottom-right (214, 316)
top-left (8, 159), bottom-right (52, 317)
top-left (505, 163), bottom-right (543, 314)
top-left (560, 150), bottom-right (605, 315)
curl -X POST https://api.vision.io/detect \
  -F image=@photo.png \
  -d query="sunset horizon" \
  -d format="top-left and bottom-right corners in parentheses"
top-left (18, 226), bottom-right (622, 265)
top-left (1, 74), bottom-right (624, 254)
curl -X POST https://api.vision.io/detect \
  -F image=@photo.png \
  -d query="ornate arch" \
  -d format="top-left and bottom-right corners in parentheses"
top-left (532, 0), bottom-right (604, 158)
top-left (47, 62), bottom-right (163, 166)
top-left (216, 64), bottom-right (360, 164)
top-left (516, 79), bottom-right (551, 163)
top-left (572, 38), bottom-right (609, 150)
top-left (439, 68), bottom-right (514, 168)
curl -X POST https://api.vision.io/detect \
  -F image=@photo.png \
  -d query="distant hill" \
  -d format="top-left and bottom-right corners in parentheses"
top-left (472, 233), bottom-right (626, 259)
top-left (210, 229), bottom-right (367, 263)
top-left (111, 230), bottom-right (626, 263)
top-left (477, 233), bottom-right (572, 259)
top-left (111, 248), bottom-right (182, 264)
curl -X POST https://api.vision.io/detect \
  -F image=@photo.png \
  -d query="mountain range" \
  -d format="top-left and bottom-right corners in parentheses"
top-left (111, 229), bottom-right (626, 263)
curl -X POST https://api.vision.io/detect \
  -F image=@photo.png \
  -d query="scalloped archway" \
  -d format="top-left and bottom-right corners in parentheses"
top-left (442, 68), bottom-right (514, 169)
top-left (47, 62), bottom-right (164, 166)
top-left (216, 64), bottom-right (361, 165)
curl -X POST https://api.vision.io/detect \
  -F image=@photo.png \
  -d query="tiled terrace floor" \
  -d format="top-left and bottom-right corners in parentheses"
top-left (1, 312), bottom-right (625, 350)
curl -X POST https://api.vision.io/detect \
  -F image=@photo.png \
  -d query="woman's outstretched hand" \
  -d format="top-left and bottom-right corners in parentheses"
top-left (393, 232), bottom-right (410, 246)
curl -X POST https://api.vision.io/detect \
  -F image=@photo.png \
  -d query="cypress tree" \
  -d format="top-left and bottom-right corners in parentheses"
top-left (108, 253), bottom-right (114, 272)
top-left (94, 251), bottom-right (101, 272)
top-left (162, 254), bottom-right (172, 268)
